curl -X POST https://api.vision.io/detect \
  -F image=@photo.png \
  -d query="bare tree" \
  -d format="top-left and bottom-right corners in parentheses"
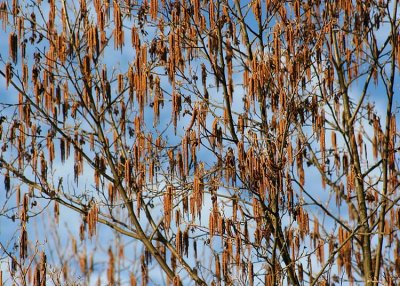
top-left (0, 0), bottom-right (399, 285)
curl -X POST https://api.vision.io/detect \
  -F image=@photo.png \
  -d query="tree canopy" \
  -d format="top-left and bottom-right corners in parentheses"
top-left (0, 0), bottom-right (399, 285)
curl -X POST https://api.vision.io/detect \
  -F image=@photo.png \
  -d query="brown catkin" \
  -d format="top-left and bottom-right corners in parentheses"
top-left (9, 32), bottom-right (18, 63)
top-left (164, 185), bottom-right (173, 230)
top-left (107, 248), bottom-right (114, 285)
top-left (150, 0), bottom-right (158, 20)
top-left (0, 2), bottom-right (8, 30)
top-left (5, 62), bottom-right (12, 88)
top-left (130, 272), bottom-right (137, 286)
top-left (248, 261), bottom-right (254, 286)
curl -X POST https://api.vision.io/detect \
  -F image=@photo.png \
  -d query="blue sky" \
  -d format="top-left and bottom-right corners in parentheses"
top-left (0, 1), bottom-right (399, 285)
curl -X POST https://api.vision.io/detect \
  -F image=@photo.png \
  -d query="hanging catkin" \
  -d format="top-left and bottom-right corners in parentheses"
top-left (9, 32), bottom-right (18, 63)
